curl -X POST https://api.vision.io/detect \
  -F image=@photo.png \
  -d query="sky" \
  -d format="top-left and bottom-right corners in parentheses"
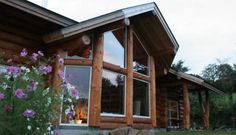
top-left (29, 0), bottom-right (236, 75)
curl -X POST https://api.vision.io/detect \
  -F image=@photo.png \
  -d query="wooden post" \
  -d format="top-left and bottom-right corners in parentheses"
top-left (182, 81), bottom-right (190, 129)
top-left (204, 90), bottom-right (210, 129)
top-left (51, 49), bottom-right (66, 126)
top-left (198, 90), bottom-right (210, 129)
top-left (52, 49), bottom-right (67, 91)
top-left (89, 33), bottom-right (104, 127)
top-left (126, 26), bottom-right (133, 126)
top-left (150, 56), bottom-right (157, 127)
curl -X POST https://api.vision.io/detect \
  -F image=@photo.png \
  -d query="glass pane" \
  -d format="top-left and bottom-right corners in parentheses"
top-left (101, 70), bottom-right (125, 115)
top-left (61, 66), bottom-right (91, 125)
top-left (103, 28), bottom-right (125, 68)
top-left (0, 65), bottom-right (6, 73)
top-left (133, 79), bottom-right (149, 116)
top-left (133, 33), bottom-right (149, 75)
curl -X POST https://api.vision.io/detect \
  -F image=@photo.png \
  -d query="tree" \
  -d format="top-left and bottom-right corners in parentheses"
top-left (201, 61), bottom-right (236, 128)
top-left (171, 60), bottom-right (190, 73)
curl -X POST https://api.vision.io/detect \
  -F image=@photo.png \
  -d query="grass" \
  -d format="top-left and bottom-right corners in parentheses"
top-left (156, 131), bottom-right (236, 135)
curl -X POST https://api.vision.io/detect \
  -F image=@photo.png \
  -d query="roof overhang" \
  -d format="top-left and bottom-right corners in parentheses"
top-left (168, 69), bottom-right (225, 95)
top-left (0, 0), bottom-right (77, 27)
top-left (43, 2), bottom-right (179, 52)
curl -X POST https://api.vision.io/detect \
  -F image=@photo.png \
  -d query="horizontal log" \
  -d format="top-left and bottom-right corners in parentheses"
top-left (100, 116), bottom-right (126, 123)
top-left (64, 59), bottom-right (92, 66)
top-left (133, 117), bottom-right (152, 124)
top-left (46, 34), bottom-right (91, 54)
top-left (133, 72), bottom-right (150, 82)
top-left (103, 62), bottom-right (127, 75)
top-left (100, 122), bottom-right (127, 129)
top-left (132, 123), bottom-right (153, 129)
top-left (0, 30), bottom-right (41, 49)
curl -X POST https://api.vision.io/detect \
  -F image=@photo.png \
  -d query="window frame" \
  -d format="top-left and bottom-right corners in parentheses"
top-left (103, 27), bottom-right (127, 69)
top-left (100, 69), bottom-right (126, 117)
top-left (133, 78), bottom-right (151, 118)
top-left (132, 32), bottom-right (150, 77)
top-left (60, 65), bottom-right (92, 127)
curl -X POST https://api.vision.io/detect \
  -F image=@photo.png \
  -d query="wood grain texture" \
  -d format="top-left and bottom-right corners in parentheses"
top-left (89, 33), bottom-right (104, 127)
top-left (182, 81), bottom-right (191, 129)
top-left (126, 26), bottom-right (134, 126)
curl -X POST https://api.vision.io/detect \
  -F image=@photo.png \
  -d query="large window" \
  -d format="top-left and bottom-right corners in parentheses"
top-left (133, 33), bottom-right (149, 75)
top-left (133, 79), bottom-right (150, 117)
top-left (101, 70), bottom-right (125, 115)
top-left (103, 28), bottom-right (125, 68)
top-left (61, 66), bottom-right (91, 125)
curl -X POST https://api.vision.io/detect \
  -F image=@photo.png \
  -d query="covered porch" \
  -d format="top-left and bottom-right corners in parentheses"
top-left (156, 69), bottom-right (225, 130)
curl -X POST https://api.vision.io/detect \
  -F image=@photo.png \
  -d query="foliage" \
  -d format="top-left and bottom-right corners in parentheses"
top-left (171, 60), bottom-right (190, 73)
top-left (0, 49), bottom-right (77, 135)
top-left (199, 61), bottom-right (236, 128)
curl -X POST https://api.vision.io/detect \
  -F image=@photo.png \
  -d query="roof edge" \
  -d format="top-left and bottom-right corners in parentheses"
top-left (1, 0), bottom-right (77, 27)
top-left (43, 2), bottom-right (179, 50)
top-left (169, 69), bottom-right (225, 95)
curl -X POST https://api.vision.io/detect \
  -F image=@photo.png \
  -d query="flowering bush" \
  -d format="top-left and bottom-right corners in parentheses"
top-left (0, 49), bottom-right (78, 135)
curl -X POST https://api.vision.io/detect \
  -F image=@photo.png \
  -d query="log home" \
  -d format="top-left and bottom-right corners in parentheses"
top-left (0, 0), bottom-right (224, 131)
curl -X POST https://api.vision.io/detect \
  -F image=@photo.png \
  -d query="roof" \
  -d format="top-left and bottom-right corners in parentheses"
top-left (169, 69), bottom-right (225, 95)
top-left (42, 2), bottom-right (179, 76)
top-left (0, 0), bottom-right (77, 27)
top-left (43, 2), bottom-right (179, 51)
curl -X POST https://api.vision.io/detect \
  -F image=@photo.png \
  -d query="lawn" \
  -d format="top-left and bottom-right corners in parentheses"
top-left (156, 131), bottom-right (236, 135)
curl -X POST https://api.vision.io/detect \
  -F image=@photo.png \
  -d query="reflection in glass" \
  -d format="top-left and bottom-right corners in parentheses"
top-left (104, 28), bottom-right (125, 68)
top-left (0, 65), bottom-right (6, 73)
top-left (101, 70), bottom-right (125, 115)
top-left (61, 66), bottom-right (91, 125)
top-left (133, 79), bottom-right (149, 116)
top-left (133, 33), bottom-right (149, 75)
top-left (66, 42), bottom-right (92, 59)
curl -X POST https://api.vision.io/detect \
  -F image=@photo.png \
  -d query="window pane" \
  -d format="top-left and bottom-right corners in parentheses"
top-left (61, 66), bottom-right (91, 125)
top-left (133, 79), bottom-right (149, 116)
top-left (104, 28), bottom-right (125, 68)
top-left (101, 70), bottom-right (125, 115)
top-left (133, 33), bottom-right (149, 75)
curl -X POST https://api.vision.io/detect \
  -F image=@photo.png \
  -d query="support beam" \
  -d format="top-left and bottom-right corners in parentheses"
top-left (51, 49), bottom-right (66, 125)
top-left (198, 90), bottom-right (210, 129)
top-left (52, 49), bottom-right (66, 91)
top-left (126, 26), bottom-right (133, 126)
top-left (150, 56), bottom-right (157, 127)
top-left (182, 81), bottom-right (191, 129)
top-left (89, 33), bottom-right (104, 127)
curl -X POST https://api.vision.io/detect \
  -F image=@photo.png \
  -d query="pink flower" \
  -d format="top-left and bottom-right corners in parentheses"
top-left (39, 65), bottom-right (52, 74)
top-left (14, 89), bottom-right (27, 99)
top-left (0, 92), bottom-right (4, 101)
top-left (20, 48), bottom-right (28, 57)
top-left (27, 81), bottom-right (38, 92)
top-left (6, 59), bottom-right (12, 64)
top-left (59, 58), bottom-right (64, 65)
top-left (70, 88), bottom-right (78, 97)
top-left (32, 53), bottom-right (39, 61)
top-left (6, 66), bottom-right (21, 75)
top-left (4, 105), bottom-right (12, 113)
top-left (23, 109), bottom-right (35, 118)
top-left (54, 130), bottom-right (62, 135)
top-left (37, 51), bottom-right (44, 57)
top-left (58, 70), bottom-right (64, 79)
